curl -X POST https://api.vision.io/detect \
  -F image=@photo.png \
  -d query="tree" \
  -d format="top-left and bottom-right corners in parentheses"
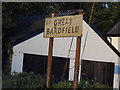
top-left (2, 2), bottom-right (65, 72)
top-left (92, 2), bottom-right (120, 36)
top-left (2, 2), bottom-right (120, 72)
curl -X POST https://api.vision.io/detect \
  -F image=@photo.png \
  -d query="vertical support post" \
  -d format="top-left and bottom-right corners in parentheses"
top-left (73, 10), bottom-right (83, 89)
top-left (46, 13), bottom-right (55, 88)
top-left (73, 37), bottom-right (81, 89)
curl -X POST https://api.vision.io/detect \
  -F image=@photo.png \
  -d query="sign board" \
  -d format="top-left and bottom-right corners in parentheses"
top-left (44, 15), bottom-right (83, 38)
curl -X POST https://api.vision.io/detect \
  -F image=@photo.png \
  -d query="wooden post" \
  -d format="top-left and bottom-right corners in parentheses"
top-left (73, 37), bottom-right (81, 89)
top-left (46, 13), bottom-right (55, 88)
top-left (73, 10), bottom-right (83, 89)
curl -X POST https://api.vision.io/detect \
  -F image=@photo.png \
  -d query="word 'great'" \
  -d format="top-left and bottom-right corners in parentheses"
top-left (54, 18), bottom-right (72, 26)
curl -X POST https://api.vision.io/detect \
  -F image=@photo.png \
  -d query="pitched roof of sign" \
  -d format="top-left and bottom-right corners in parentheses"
top-left (107, 21), bottom-right (120, 37)
top-left (9, 9), bottom-right (120, 57)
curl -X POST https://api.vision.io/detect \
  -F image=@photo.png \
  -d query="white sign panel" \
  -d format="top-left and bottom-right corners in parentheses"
top-left (44, 15), bottom-right (83, 38)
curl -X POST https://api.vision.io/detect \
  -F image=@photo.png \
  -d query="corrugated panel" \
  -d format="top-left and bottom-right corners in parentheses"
top-left (23, 53), bottom-right (70, 81)
top-left (81, 60), bottom-right (114, 87)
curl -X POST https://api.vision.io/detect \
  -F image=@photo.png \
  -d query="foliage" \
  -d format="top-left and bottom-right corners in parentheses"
top-left (2, 72), bottom-right (46, 88)
top-left (3, 2), bottom-right (120, 36)
top-left (52, 81), bottom-right (72, 88)
top-left (2, 72), bottom-right (111, 89)
top-left (91, 83), bottom-right (110, 88)
top-left (78, 79), bottom-right (111, 89)
top-left (2, 2), bottom-right (64, 33)
top-left (52, 79), bottom-right (110, 89)
top-left (91, 2), bottom-right (120, 36)
top-left (2, 2), bottom-right (120, 72)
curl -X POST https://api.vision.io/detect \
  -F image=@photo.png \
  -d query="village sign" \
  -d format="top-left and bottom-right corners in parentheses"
top-left (44, 14), bottom-right (83, 37)
top-left (43, 11), bottom-right (83, 89)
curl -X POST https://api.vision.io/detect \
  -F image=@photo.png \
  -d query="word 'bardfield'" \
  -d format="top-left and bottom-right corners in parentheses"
top-left (46, 26), bottom-right (79, 35)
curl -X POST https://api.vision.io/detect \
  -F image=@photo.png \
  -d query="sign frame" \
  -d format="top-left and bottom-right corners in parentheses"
top-left (44, 14), bottom-right (83, 38)
top-left (45, 10), bottom-right (84, 89)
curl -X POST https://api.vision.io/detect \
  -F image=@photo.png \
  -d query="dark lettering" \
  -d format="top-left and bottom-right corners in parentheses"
top-left (72, 27), bottom-right (74, 33)
top-left (65, 18), bottom-right (69, 25)
top-left (65, 27), bottom-right (68, 33)
top-left (54, 28), bottom-right (57, 34)
top-left (54, 20), bottom-right (57, 26)
top-left (62, 27), bottom-right (65, 33)
top-left (69, 18), bottom-right (72, 25)
top-left (62, 18), bottom-right (64, 25)
top-left (58, 19), bottom-right (61, 26)
top-left (68, 27), bottom-right (71, 33)
top-left (58, 28), bottom-right (61, 34)
top-left (46, 28), bottom-right (49, 34)
top-left (75, 26), bottom-right (79, 33)
top-left (50, 28), bottom-right (53, 34)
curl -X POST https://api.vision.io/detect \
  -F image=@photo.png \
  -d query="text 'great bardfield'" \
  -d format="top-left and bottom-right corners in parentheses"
top-left (46, 18), bottom-right (79, 34)
top-left (44, 15), bottom-right (83, 37)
